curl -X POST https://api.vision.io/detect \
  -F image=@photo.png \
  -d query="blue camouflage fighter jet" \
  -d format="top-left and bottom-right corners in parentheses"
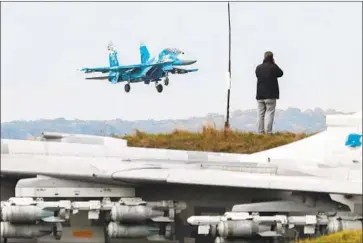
top-left (80, 42), bottom-right (198, 93)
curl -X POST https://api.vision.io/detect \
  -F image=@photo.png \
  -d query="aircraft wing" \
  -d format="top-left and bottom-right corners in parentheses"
top-left (2, 155), bottom-right (361, 196)
top-left (111, 168), bottom-right (362, 196)
top-left (80, 66), bottom-right (113, 73)
top-left (80, 64), bottom-right (143, 74)
top-left (81, 61), bottom-right (174, 74)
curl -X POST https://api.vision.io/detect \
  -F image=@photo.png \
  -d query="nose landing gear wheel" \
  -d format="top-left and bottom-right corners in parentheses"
top-left (156, 84), bottom-right (163, 93)
top-left (124, 83), bottom-right (131, 93)
top-left (164, 77), bottom-right (169, 86)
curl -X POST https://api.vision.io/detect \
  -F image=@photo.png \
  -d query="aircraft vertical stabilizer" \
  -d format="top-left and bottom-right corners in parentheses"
top-left (107, 42), bottom-right (119, 67)
top-left (140, 42), bottom-right (151, 64)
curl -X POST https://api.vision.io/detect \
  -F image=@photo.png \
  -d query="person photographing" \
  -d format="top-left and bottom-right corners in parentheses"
top-left (255, 51), bottom-right (284, 134)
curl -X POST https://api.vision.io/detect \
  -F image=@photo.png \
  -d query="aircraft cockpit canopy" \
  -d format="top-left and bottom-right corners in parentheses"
top-left (163, 48), bottom-right (184, 55)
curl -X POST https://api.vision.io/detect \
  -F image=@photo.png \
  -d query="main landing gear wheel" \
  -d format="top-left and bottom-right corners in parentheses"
top-left (164, 77), bottom-right (169, 86)
top-left (124, 83), bottom-right (131, 93)
top-left (156, 84), bottom-right (163, 93)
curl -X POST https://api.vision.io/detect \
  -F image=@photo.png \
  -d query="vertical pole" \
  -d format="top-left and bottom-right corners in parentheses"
top-left (224, 2), bottom-right (232, 130)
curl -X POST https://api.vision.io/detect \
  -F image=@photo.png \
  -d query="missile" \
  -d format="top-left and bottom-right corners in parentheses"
top-left (107, 222), bottom-right (159, 238)
top-left (110, 205), bottom-right (164, 222)
top-left (0, 222), bottom-right (53, 238)
top-left (187, 216), bottom-right (223, 225)
top-left (1, 205), bottom-right (56, 223)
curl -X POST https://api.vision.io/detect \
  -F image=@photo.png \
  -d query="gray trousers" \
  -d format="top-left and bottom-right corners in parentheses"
top-left (257, 99), bottom-right (276, 134)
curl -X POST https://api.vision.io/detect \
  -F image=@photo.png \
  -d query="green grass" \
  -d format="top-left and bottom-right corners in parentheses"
top-left (119, 125), bottom-right (309, 154)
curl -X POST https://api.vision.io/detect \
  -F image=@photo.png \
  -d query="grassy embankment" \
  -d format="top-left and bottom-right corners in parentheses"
top-left (119, 125), bottom-right (362, 243)
top-left (120, 125), bottom-right (309, 153)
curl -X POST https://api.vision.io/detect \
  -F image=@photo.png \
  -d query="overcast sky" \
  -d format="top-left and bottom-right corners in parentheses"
top-left (1, 2), bottom-right (362, 122)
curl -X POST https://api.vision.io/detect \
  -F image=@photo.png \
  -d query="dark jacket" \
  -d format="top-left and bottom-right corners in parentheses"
top-left (255, 59), bottom-right (283, 100)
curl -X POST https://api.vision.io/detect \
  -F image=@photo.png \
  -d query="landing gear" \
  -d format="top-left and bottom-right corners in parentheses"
top-left (156, 84), bottom-right (163, 93)
top-left (164, 77), bottom-right (169, 86)
top-left (124, 83), bottom-right (131, 93)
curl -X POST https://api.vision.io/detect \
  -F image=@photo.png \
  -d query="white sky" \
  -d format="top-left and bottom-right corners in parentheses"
top-left (1, 2), bottom-right (362, 122)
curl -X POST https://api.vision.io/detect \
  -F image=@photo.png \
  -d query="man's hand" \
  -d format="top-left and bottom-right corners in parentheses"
top-left (274, 63), bottom-right (283, 78)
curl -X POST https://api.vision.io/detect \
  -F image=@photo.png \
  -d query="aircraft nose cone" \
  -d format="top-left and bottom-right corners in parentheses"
top-left (180, 59), bottom-right (197, 65)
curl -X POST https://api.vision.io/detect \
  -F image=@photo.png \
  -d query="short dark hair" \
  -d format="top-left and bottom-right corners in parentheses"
top-left (264, 51), bottom-right (273, 59)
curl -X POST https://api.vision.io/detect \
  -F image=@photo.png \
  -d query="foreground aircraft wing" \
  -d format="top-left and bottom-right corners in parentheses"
top-left (2, 155), bottom-right (361, 196)
top-left (111, 168), bottom-right (362, 195)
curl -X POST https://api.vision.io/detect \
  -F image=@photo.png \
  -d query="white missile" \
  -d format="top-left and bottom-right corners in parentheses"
top-left (187, 216), bottom-right (223, 225)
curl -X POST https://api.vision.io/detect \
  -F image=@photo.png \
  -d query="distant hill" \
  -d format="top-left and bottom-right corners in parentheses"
top-left (0, 108), bottom-right (351, 140)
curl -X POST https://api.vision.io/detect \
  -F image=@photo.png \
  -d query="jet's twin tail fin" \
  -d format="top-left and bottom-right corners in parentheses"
top-left (140, 42), bottom-right (150, 64)
top-left (107, 42), bottom-right (119, 67)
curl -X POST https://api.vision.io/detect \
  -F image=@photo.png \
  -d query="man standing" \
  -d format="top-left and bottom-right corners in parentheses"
top-left (255, 51), bottom-right (283, 134)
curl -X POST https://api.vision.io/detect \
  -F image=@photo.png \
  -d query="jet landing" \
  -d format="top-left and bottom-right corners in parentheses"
top-left (80, 42), bottom-right (198, 93)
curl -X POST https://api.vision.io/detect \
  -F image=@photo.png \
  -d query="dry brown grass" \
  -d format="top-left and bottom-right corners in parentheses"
top-left (296, 230), bottom-right (362, 243)
top-left (120, 124), bottom-right (310, 154)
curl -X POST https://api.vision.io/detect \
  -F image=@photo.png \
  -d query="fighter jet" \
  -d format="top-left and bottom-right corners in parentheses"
top-left (1, 111), bottom-right (362, 243)
top-left (80, 42), bottom-right (198, 93)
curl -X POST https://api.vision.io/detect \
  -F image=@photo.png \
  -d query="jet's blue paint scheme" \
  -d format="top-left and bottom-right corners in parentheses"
top-left (80, 43), bottom-right (198, 92)
top-left (345, 133), bottom-right (362, 148)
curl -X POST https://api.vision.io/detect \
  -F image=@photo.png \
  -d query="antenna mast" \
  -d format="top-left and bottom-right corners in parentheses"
top-left (224, 2), bottom-right (232, 130)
